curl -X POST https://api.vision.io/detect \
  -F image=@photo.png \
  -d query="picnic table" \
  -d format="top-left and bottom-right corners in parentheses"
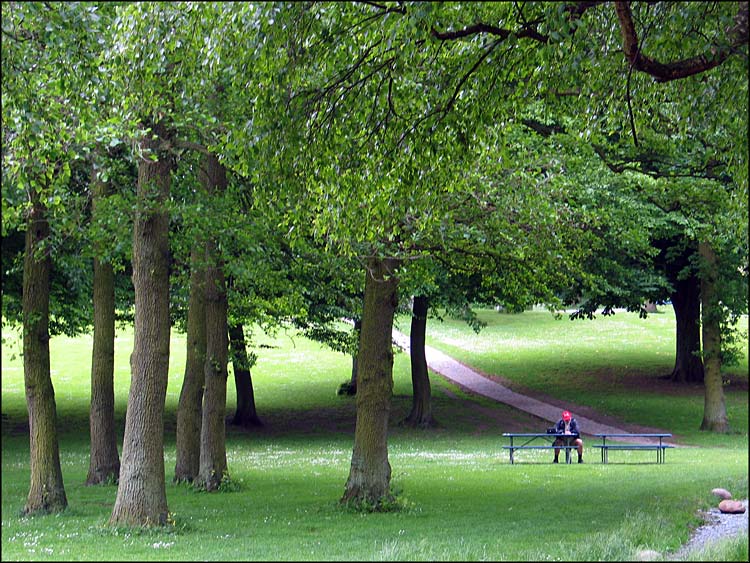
top-left (502, 432), bottom-right (580, 464)
top-left (593, 433), bottom-right (673, 464)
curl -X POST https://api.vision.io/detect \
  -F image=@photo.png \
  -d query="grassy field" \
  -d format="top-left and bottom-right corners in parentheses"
top-left (1, 308), bottom-right (748, 561)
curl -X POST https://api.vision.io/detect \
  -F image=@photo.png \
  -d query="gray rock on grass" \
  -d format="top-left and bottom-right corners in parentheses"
top-left (711, 487), bottom-right (733, 500)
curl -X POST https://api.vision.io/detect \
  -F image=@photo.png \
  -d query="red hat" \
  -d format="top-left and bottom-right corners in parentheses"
top-left (562, 410), bottom-right (571, 421)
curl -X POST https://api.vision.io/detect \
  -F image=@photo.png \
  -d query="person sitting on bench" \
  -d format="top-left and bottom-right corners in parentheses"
top-left (553, 410), bottom-right (584, 463)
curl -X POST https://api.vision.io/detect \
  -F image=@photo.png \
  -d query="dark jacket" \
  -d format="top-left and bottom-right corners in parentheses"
top-left (555, 418), bottom-right (580, 436)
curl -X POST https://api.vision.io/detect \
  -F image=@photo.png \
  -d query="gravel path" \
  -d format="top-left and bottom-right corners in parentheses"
top-left (391, 329), bottom-right (748, 559)
top-left (667, 499), bottom-right (748, 560)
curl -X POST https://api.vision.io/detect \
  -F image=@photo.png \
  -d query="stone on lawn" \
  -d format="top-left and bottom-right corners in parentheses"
top-left (718, 500), bottom-right (745, 514)
top-left (635, 548), bottom-right (662, 561)
top-left (711, 488), bottom-right (732, 500)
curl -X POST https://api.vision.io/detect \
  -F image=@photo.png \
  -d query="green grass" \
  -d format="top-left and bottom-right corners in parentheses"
top-left (1, 309), bottom-right (748, 561)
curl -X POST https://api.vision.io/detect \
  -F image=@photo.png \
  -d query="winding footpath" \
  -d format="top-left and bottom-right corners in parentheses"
top-left (392, 329), bottom-right (658, 443)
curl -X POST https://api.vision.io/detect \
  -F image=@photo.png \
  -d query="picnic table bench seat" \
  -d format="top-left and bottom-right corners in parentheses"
top-left (501, 433), bottom-right (581, 464)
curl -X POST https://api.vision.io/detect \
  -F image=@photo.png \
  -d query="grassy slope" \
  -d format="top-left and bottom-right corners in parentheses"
top-left (1, 309), bottom-right (747, 561)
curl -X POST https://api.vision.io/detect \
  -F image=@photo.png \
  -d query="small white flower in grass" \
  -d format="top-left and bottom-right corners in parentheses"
top-left (151, 541), bottom-right (174, 549)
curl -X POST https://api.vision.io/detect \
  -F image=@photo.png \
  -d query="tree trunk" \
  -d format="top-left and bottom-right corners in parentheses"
top-left (669, 273), bottom-right (704, 383)
top-left (341, 258), bottom-right (398, 507)
top-left (174, 247), bottom-right (206, 482)
top-left (349, 318), bottom-right (362, 394)
top-left (197, 154), bottom-right (229, 491)
top-left (87, 169), bottom-right (120, 485)
top-left (110, 122), bottom-right (172, 527)
top-left (698, 241), bottom-right (729, 432)
top-left (643, 301), bottom-right (658, 313)
top-left (22, 189), bottom-right (67, 515)
top-left (229, 324), bottom-right (262, 428)
top-left (402, 295), bottom-right (434, 428)
top-left (339, 318), bottom-right (361, 396)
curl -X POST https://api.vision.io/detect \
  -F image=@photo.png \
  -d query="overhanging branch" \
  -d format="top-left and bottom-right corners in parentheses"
top-left (615, 1), bottom-right (749, 82)
top-left (521, 117), bottom-right (731, 183)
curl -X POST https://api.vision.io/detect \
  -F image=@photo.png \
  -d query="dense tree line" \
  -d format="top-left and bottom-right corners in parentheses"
top-left (1, 1), bottom-right (746, 522)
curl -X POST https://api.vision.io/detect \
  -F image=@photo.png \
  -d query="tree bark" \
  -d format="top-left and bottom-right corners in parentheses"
top-left (22, 188), bottom-right (67, 515)
top-left (174, 247), bottom-right (207, 482)
top-left (87, 169), bottom-right (121, 485)
top-left (669, 274), bottom-right (704, 383)
top-left (698, 241), bottom-right (729, 433)
top-left (110, 122), bottom-right (173, 527)
top-left (229, 323), bottom-right (262, 427)
top-left (341, 257), bottom-right (398, 506)
top-left (402, 295), bottom-right (434, 428)
top-left (197, 154), bottom-right (229, 491)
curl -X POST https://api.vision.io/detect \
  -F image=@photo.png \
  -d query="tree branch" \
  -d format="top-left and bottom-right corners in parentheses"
top-left (431, 21), bottom-right (548, 43)
top-left (174, 139), bottom-right (212, 156)
top-left (615, 1), bottom-right (749, 83)
top-left (357, 1), bottom-right (406, 15)
top-left (431, 2), bottom-right (604, 43)
top-left (521, 118), bottom-right (731, 182)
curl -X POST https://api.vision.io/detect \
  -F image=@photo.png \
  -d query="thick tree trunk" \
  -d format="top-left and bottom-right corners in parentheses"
top-left (229, 324), bottom-right (262, 428)
top-left (402, 295), bottom-right (434, 428)
top-left (197, 154), bottom-right (229, 491)
top-left (87, 171), bottom-right (120, 485)
top-left (698, 242), bottom-right (729, 433)
top-left (669, 273), bottom-right (704, 383)
top-left (22, 190), bottom-right (67, 515)
top-left (341, 258), bottom-right (398, 506)
top-left (110, 122), bottom-right (172, 527)
top-left (174, 247), bottom-right (207, 482)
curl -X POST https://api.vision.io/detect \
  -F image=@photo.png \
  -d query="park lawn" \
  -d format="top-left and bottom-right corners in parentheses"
top-left (1, 310), bottom-right (748, 561)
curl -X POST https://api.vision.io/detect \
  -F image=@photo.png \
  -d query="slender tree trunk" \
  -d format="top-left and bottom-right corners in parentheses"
top-left (669, 274), bottom-right (704, 383)
top-left (87, 169), bottom-right (120, 485)
top-left (698, 242), bottom-right (729, 432)
top-left (339, 318), bottom-right (361, 396)
top-left (402, 295), bottom-right (434, 428)
top-left (229, 324), bottom-right (262, 428)
top-left (341, 258), bottom-right (399, 506)
top-left (197, 154), bottom-right (229, 491)
top-left (22, 189), bottom-right (67, 515)
top-left (349, 318), bottom-right (362, 394)
top-left (174, 247), bottom-right (207, 482)
top-left (110, 122), bottom-right (172, 527)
